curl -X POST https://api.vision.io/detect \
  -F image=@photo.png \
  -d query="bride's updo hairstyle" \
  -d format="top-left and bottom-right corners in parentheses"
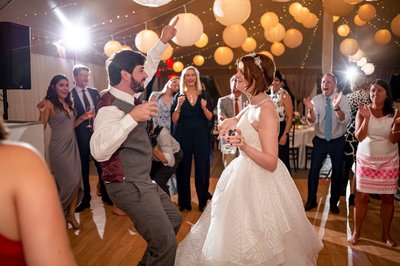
top-left (237, 53), bottom-right (275, 97)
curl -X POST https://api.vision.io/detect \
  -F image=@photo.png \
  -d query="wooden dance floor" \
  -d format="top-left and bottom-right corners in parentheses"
top-left (68, 151), bottom-right (400, 266)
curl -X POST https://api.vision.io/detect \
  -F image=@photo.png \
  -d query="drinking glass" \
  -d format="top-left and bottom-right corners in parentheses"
top-left (86, 105), bottom-right (95, 128)
top-left (220, 130), bottom-right (237, 155)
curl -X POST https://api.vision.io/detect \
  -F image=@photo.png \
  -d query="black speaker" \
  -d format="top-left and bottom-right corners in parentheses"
top-left (0, 22), bottom-right (31, 89)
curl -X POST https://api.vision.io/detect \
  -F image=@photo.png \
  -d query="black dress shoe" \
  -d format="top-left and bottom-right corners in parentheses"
top-left (304, 201), bottom-right (317, 211)
top-left (330, 205), bottom-right (340, 214)
top-left (75, 202), bottom-right (90, 212)
top-left (348, 194), bottom-right (355, 206)
top-left (179, 206), bottom-right (192, 212)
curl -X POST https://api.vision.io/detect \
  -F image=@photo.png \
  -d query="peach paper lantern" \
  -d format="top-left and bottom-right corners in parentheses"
top-left (303, 13), bottom-right (319, 29)
top-left (354, 15), bottom-right (367, 26)
top-left (213, 0), bottom-right (251, 26)
top-left (120, 45), bottom-right (132, 51)
top-left (294, 7), bottom-right (310, 24)
top-left (135, 29), bottom-right (159, 54)
top-left (214, 46), bottom-right (234, 65)
top-left (289, 2), bottom-right (303, 17)
top-left (161, 44), bottom-right (173, 60)
top-left (241, 37), bottom-right (257, 52)
top-left (104, 40), bottom-right (122, 57)
top-left (195, 33), bottom-right (209, 48)
top-left (339, 38), bottom-right (359, 56)
top-left (323, 0), bottom-right (354, 17)
top-left (264, 23), bottom-right (286, 43)
top-left (223, 24), bottom-right (248, 48)
top-left (260, 12), bottom-right (279, 30)
top-left (337, 24), bottom-right (351, 37)
top-left (170, 13), bottom-right (203, 47)
top-left (391, 15), bottom-right (400, 37)
top-left (357, 4), bottom-right (376, 22)
top-left (271, 42), bottom-right (285, 56)
top-left (333, 16), bottom-right (340, 23)
top-left (172, 61), bottom-right (184, 73)
top-left (361, 63), bottom-right (375, 75)
top-left (374, 29), bottom-right (392, 45)
top-left (193, 55), bottom-right (205, 66)
top-left (259, 51), bottom-right (274, 61)
top-left (283, 28), bottom-right (303, 48)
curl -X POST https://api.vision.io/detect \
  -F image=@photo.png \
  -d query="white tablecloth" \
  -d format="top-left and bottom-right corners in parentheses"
top-left (291, 126), bottom-right (315, 169)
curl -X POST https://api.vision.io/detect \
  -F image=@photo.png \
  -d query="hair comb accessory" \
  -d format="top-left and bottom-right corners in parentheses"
top-left (248, 53), bottom-right (263, 71)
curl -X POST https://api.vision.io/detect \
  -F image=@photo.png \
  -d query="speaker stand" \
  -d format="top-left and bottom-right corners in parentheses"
top-left (2, 88), bottom-right (8, 120)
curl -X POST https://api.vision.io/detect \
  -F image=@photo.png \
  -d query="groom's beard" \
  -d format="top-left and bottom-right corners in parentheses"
top-left (130, 76), bottom-right (145, 93)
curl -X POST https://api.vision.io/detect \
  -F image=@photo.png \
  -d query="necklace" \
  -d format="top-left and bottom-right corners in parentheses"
top-left (188, 94), bottom-right (194, 104)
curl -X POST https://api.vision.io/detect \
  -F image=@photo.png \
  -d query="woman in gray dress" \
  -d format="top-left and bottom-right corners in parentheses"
top-left (38, 74), bottom-right (88, 229)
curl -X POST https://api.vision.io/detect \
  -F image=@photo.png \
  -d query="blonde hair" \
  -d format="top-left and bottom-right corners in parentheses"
top-left (180, 66), bottom-right (203, 95)
top-left (160, 77), bottom-right (180, 95)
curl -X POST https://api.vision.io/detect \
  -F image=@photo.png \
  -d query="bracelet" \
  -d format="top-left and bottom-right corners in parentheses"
top-left (391, 130), bottom-right (400, 134)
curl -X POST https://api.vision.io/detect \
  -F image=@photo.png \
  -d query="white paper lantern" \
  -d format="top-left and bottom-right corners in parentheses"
top-left (343, 0), bottom-right (362, 5)
top-left (271, 42), bottom-right (285, 56)
top-left (358, 4), bottom-right (376, 22)
top-left (104, 40), bottom-right (122, 57)
top-left (264, 23), bottom-right (286, 43)
top-left (170, 13), bottom-right (203, 47)
top-left (260, 12), bottom-right (279, 30)
top-left (303, 13), bottom-right (319, 29)
top-left (214, 46), bottom-right (234, 65)
top-left (259, 50), bottom-right (274, 61)
top-left (195, 33), bottom-right (209, 48)
top-left (337, 24), bottom-right (351, 37)
top-left (361, 63), bottom-right (375, 75)
top-left (357, 57), bottom-right (367, 67)
top-left (241, 37), bottom-right (257, 52)
top-left (135, 29), bottom-right (159, 54)
top-left (172, 61), bottom-right (184, 72)
top-left (161, 44), bottom-right (173, 60)
top-left (213, 0), bottom-right (251, 26)
top-left (294, 7), bottom-right (310, 24)
top-left (193, 55), bottom-right (205, 66)
top-left (324, 0), bottom-right (354, 17)
top-left (223, 24), bottom-right (248, 48)
top-left (374, 29), bottom-right (392, 45)
top-left (283, 28), bottom-right (303, 48)
top-left (133, 0), bottom-right (171, 7)
top-left (354, 15), bottom-right (367, 26)
top-left (391, 15), bottom-right (400, 37)
top-left (348, 49), bottom-right (364, 62)
top-left (289, 2), bottom-right (303, 17)
top-left (339, 38), bottom-right (359, 56)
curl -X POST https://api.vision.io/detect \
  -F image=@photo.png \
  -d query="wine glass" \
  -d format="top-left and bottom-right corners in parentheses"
top-left (86, 105), bottom-right (95, 128)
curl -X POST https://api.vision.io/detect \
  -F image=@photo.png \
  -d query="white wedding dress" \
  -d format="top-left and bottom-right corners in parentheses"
top-left (175, 102), bottom-right (323, 266)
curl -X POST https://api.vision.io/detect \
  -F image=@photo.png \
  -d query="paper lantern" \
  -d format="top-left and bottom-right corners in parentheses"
top-left (241, 37), bottom-right (257, 52)
top-left (272, 0), bottom-right (290, 2)
top-left (271, 42), bottom-right (285, 56)
top-left (339, 38), bottom-right (359, 56)
top-left (303, 13), bottom-right (319, 29)
top-left (223, 24), bottom-right (248, 48)
top-left (213, 0), bottom-right (251, 26)
top-left (354, 15), bottom-right (367, 26)
top-left (170, 13), bottom-right (203, 47)
top-left (193, 55), bottom-right (205, 66)
top-left (195, 33), bottom-right (209, 48)
top-left (343, 0), bottom-right (362, 5)
top-left (283, 28), bottom-right (303, 48)
top-left (289, 2), bottom-right (303, 17)
top-left (120, 45), bottom-right (132, 51)
top-left (337, 24), bottom-right (351, 37)
top-left (358, 4), bottom-right (376, 22)
top-left (259, 50), bottom-right (274, 61)
top-left (391, 15), bottom-right (400, 37)
top-left (374, 29), bottom-right (392, 45)
top-left (133, 0), bottom-right (171, 7)
top-left (214, 46), bottom-right (234, 65)
top-left (260, 12), bottom-right (279, 30)
top-left (135, 29), bottom-right (159, 54)
top-left (357, 57), bottom-right (367, 67)
top-left (361, 63), bottom-right (375, 75)
top-left (264, 23), bottom-right (286, 43)
top-left (294, 7), bottom-right (310, 24)
top-left (161, 44), bottom-right (173, 60)
top-left (333, 16), bottom-right (340, 22)
top-left (104, 40), bottom-right (122, 57)
top-left (323, 0), bottom-right (354, 17)
top-left (348, 49), bottom-right (364, 62)
top-left (172, 61), bottom-right (184, 72)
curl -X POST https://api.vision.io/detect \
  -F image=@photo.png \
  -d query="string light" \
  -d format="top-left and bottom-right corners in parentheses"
top-left (300, 9), bottom-right (321, 69)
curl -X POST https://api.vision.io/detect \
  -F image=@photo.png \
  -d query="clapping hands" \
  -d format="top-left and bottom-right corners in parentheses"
top-left (358, 102), bottom-right (370, 118)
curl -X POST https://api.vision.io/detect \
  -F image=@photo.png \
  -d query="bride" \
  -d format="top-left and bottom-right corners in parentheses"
top-left (175, 53), bottom-right (323, 265)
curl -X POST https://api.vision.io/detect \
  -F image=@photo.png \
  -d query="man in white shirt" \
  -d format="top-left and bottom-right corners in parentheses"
top-left (90, 19), bottom-right (182, 265)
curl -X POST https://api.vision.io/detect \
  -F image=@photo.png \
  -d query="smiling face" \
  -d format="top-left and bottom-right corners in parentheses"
top-left (169, 78), bottom-right (180, 93)
top-left (370, 83), bottom-right (387, 105)
top-left (74, 69), bottom-right (89, 88)
top-left (129, 65), bottom-right (148, 93)
top-left (183, 69), bottom-right (197, 88)
top-left (55, 78), bottom-right (70, 100)
top-left (235, 70), bottom-right (248, 94)
top-left (271, 77), bottom-right (282, 92)
top-left (321, 74), bottom-right (336, 97)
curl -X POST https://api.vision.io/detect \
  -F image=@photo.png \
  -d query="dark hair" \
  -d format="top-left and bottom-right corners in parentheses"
top-left (73, 64), bottom-right (90, 77)
top-left (275, 70), bottom-right (283, 82)
top-left (45, 74), bottom-right (74, 118)
top-left (371, 79), bottom-right (394, 116)
top-left (0, 118), bottom-right (9, 140)
top-left (236, 53), bottom-right (275, 96)
top-left (106, 50), bottom-right (146, 86)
